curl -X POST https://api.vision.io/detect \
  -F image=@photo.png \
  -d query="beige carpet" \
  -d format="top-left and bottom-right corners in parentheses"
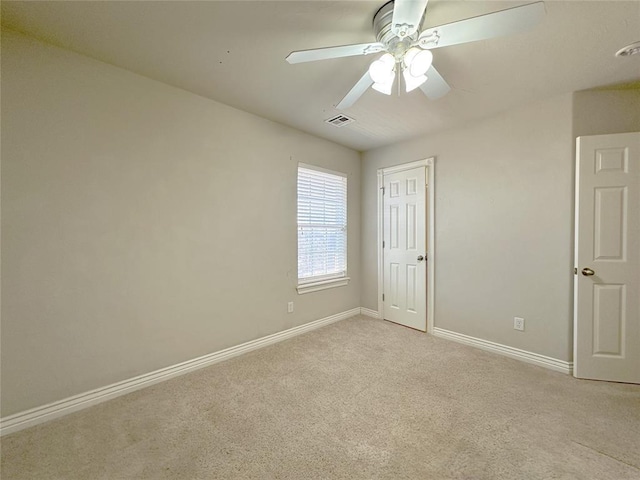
top-left (2, 315), bottom-right (639, 479)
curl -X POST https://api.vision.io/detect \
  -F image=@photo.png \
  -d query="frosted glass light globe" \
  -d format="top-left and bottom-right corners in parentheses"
top-left (409, 49), bottom-right (433, 77)
top-left (372, 74), bottom-right (395, 95)
top-left (403, 48), bottom-right (421, 69)
top-left (403, 69), bottom-right (427, 92)
top-left (369, 53), bottom-right (395, 84)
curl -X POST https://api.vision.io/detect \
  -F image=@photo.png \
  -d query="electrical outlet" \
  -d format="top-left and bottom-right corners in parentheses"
top-left (287, 302), bottom-right (294, 313)
top-left (514, 317), bottom-right (525, 331)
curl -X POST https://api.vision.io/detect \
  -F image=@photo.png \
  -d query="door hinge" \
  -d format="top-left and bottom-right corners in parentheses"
top-left (382, 294), bottom-right (385, 301)
top-left (380, 186), bottom-right (385, 195)
top-left (573, 267), bottom-right (577, 275)
top-left (382, 240), bottom-right (385, 248)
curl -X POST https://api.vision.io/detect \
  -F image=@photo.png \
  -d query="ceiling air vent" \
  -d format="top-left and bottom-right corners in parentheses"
top-left (325, 114), bottom-right (355, 127)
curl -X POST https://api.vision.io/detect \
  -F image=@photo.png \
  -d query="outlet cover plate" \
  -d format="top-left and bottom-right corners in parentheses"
top-left (514, 317), bottom-right (525, 331)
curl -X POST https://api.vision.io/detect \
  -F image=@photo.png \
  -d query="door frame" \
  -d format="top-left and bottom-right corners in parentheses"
top-left (377, 158), bottom-right (436, 333)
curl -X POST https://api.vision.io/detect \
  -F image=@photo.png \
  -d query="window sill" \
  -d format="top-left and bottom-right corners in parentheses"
top-left (297, 277), bottom-right (350, 295)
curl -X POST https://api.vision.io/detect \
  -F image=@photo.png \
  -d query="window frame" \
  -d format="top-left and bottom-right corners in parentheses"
top-left (296, 163), bottom-right (349, 295)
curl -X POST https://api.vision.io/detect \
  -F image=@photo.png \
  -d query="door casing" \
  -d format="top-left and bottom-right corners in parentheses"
top-left (377, 158), bottom-right (435, 333)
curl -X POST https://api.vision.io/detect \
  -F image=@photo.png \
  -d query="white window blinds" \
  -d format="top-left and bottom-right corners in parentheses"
top-left (297, 164), bottom-right (347, 284)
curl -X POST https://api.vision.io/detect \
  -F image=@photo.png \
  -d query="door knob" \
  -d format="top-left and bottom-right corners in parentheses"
top-left (581, 267), bottom-right (595, 276)
top-left (417, 255), bottom-right (424, 261)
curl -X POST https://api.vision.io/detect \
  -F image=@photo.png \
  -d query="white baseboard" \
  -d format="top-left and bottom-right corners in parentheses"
top-left (432, 327), bottom-right (573, 375)
top-left (359, 307), bottom-right (381, 319)
top-left (0, 308), bottom-right (360, 436)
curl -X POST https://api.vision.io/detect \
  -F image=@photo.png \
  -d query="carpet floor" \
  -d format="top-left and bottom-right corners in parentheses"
top-left (1, 315), bottom-right (639, 479)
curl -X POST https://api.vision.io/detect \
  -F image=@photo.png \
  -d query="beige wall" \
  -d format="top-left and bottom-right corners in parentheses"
top-left (362, 94), bottom-right (576, 361)
top-left (1, 31), bottom-right (361, 417)
top-left (4, 27), bottom-right (638, 419)
top-left (572, 88), bottom-right (640, 138)
top-left (362, 88), bottom-right (640, 363)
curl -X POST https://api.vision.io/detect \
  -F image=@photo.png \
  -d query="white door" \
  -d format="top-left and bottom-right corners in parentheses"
top-left (574, 132), bottom-right (640, 383)
top-left (383, 166), bottom-right (427, 331)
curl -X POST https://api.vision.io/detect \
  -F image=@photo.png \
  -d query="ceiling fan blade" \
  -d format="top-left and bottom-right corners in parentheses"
top-left (419, 65), bottom-right (450, 100)
top-left (392, 0), bottom-right (429, 38)
top-left (336, 71), bottom-right (374, 110)
top-left (418, 2), bottom-right (545, 50)
top-left (286, 42), bottom-right (385, 64)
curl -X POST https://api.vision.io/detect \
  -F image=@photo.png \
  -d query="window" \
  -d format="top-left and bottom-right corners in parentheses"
top-left (297, 164), bottom-right (349, 294)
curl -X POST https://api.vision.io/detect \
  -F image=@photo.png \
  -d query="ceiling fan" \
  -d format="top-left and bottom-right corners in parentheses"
top-left (286, 0), bottom-right (545, 109)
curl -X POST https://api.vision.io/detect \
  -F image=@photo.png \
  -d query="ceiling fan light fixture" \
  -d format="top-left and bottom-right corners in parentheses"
top-left (369, 53), bottom-right (396, 84)
top-left (287, 0), bottom-right (547, 109)
top-left (403, 47), bottom-right (420, 67)
top-left (408, 49), bottom-right (433, 77)
top-left (372, 73), bottom-right (395, 95)
top-left (403, 68), bottom-right (427, 92)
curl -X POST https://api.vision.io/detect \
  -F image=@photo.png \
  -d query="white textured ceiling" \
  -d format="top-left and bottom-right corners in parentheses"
top-left (2, 1), bottom-right (639, 151)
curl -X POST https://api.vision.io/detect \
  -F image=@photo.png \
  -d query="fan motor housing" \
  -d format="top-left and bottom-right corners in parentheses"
top-left (373, 0), bottom-right (425, 58)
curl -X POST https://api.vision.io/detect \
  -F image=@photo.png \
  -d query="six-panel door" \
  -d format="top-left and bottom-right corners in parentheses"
top-left (383, 166), bottom-right (427, 331)
top-left (574, 132), bottom-right (640, 383)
